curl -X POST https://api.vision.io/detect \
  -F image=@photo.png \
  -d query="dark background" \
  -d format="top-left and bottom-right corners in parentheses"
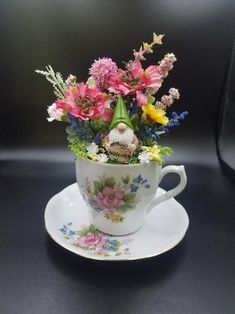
top-left (1, 1), bottom-right (235, 314)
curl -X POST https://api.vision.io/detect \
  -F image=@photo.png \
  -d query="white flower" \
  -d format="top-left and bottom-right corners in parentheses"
top-left (65, 74), bottom-right (77, 86)
top-left (47, 103), bottom-right (64, 122)
top-left (138, 151), bottom-right (152, 164)
top-left (98, 153), bottom-right (108, 163)
top-left (87, 142), bottom-right (99, 155)
top-left (169, 88), bottom-right (180, 100)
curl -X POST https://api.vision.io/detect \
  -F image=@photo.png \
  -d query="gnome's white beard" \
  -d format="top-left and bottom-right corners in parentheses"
top-left (108, 127), bottom-right (134, 145)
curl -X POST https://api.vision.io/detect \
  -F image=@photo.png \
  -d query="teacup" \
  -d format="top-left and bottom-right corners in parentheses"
top-left (76, 158), bottom-right (187, 235)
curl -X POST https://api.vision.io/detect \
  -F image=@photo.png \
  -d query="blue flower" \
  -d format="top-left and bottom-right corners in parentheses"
top-left (130, 184), bottom-right (139, 192)
top-left (59, 227), bottom-right (66, 235)
top-left (93, 133), bottom-right (101, 144)
top-left (133, 175), bottom-right (143, 183)
top-left (163, 111), bottom-right (189, 133)
top-left (68, 230), bottom-right (76, 237)
top-left (102, 239), bottom-right (118, 252)
top-left (67, 114), bottom-right (94, 141)
top-left (140, 124), bottom-right (165, 142)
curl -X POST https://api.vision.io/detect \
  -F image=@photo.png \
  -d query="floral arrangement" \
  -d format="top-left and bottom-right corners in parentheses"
top-left (36, 33), bottom-right (188, 164)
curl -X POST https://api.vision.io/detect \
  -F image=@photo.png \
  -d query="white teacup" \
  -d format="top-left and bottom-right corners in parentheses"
top-left (76, 158), bottom-right (187, 235)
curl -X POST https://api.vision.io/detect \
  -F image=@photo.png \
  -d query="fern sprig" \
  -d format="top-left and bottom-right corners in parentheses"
top-left (35, 65), bottom-right (66, 99)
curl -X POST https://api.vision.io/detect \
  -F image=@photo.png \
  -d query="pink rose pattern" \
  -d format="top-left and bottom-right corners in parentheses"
top-left (83, 175), bottom-right (150, 223)
top-left (59, 223), bottom-right (131, 257)
top-left (77, 232), bottom-right (106, 249)
top-left (96, 187), bottom-right (125, 213)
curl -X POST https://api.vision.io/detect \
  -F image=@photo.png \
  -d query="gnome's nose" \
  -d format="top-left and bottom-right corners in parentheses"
top-left (117, 122), bottom-right (127, 133)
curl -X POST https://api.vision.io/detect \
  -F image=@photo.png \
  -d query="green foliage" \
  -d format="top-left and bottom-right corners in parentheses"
top-left (104, 177), bottom-right (115, 188)
top-left (91, 120), bottom-right (109, 133)
top-left (158, 145), bottom-right (173, 157)
top-left (117, 205), bottom-right (129, 213)
top-left (121, 175), bottom-right (130, 184)
top-left (77, 225), bottom-right (98, 236)
top-left (68, 138), bottom-right (88, 160)
top-left (143, 137), bottom-right (158, 146)
top-left (124, 192), bottom-right (136, 203)
top-left (93, 181), bottom-right (104, 193)
top-left (111, 240), bottom-right (121, 251)
top-left (130, 114), bottom-right (140, 131)
top-left (127, 156), bottom-right (139, 164)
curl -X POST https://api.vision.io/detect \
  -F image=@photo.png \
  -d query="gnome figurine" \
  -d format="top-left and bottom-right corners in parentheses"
top-left (103, 96), bottom-right (139, 163)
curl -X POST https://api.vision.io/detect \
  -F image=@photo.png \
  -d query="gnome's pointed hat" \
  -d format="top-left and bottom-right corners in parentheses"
top-left (109, 96), bottom-right (133, 130)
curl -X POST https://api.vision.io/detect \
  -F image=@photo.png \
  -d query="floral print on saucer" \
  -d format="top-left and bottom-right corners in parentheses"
top-left (45, 183), bottom-right (189, 261)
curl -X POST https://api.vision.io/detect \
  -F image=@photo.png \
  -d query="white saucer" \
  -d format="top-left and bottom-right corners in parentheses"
top-left (45, 183), bottom-right (189, 261)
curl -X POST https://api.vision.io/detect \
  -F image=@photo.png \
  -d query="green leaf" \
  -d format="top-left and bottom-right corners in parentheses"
top-left (125, 203), bottom-right (135, 209)
top-left (143, 137), bottom-right (158, 146)
top-left (130, 114), bottom-right (140, 130)
top-left (91, 119), bottom-right (106, 131)
top-left (104, 177), bottom-right (115, 187)
top-left (112, 240), bottom-right (121, 250)
top-left (127, 156), bottom-right (139, 164)
top-left (124, 192), bottom-right (136, 202)
top-left (147, 95), bottom-right (155, 104)
top-left (88, 225), bottom-right (98, 233)
top-left (93, 181), bottom-right (104, 193)
top-left (117, 205), bottom-right (129, 213)
top-left (121, 175), bottom-right (130, 184)
top-left (77, 225), bottom-right (98, 236)
top-left (158, 145), bottom-right (173, 156)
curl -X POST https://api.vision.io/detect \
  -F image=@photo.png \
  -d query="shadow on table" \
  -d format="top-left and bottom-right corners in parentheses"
top-left (46, 234), bottom-right (188, 288)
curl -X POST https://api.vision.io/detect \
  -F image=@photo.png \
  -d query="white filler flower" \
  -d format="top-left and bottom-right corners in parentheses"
top-left (138, 151), bottom-right (151, 164)
top-left (98, 153), bottom-right (109, 163)
top-left (87, 142), bottom-right (99, 155)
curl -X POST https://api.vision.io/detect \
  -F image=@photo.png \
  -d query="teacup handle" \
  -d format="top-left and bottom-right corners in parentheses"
top-left (147, 165), bottom-right (187, 213)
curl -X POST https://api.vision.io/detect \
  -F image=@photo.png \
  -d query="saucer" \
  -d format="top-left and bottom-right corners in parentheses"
top-left (45, 183), bottom-right (189, 261)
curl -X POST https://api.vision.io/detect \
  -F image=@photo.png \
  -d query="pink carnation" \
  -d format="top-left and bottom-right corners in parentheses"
top-left (55, 82), bottom-right (113, 121)
top-left (77, 232), bottom-right (106, 249)
top-left (95, 186), bottom-right (125, 213)
top-left (89, 57), bottom-right (118, 89)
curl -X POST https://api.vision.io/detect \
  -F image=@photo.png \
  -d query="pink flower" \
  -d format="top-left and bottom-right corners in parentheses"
top-left (55, 83), bottom-right (113, 121)
top-left (47, 103), bottom-right (64, 122)
top-left (95, 186), bottom-right (125, 213)
top-left (89, 58), bottom-right (118, 89)
top-left (77, 232), bottom-right (106, 249)
top-left (108, 60), bottom-right (162, 106)
top-left (158, 53), bottom-right (177, 78)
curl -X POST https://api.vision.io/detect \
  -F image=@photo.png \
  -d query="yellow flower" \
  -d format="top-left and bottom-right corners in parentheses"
top-left (153, 33), bottom-right (164, 45)
top-left (143, 42), bottom-right (153, 52)
top-left (105, 212), bottom-right (124, 223)
top-left (97, 250), bottom-right (110, 257)
top-left (142, 145), bottom-right (162, 162)
top-left (142, 103), bottom-right (169, 125)
top-left (142, 34), bottom-right (165, 53)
